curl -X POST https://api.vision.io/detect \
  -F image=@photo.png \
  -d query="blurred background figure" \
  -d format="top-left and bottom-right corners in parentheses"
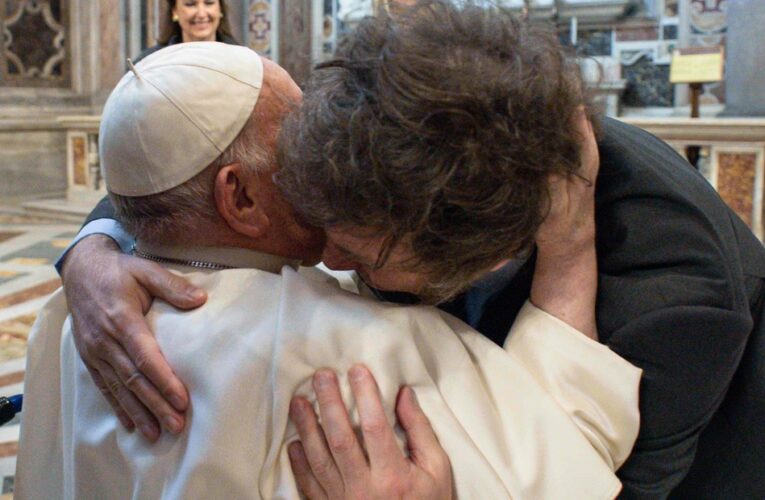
top-left (135, 0), bottom-right (240, 63)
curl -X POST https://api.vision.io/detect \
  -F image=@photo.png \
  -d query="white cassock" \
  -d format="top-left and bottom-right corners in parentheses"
top-left (15, 245), bottom-right (641, 500)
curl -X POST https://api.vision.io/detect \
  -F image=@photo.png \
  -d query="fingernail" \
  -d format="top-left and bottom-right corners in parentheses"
top-left (189, 288), bottom-right (206, 301)
top-left (118, 414), bottom-right (134, 430)
top-left (163, 415), bottom-right (182, 434)
top-left (140, 423), bottom-right (159, 441)
top-left (349, 364), bottom-right (366, 382)
top-left (289, 398), bottom-right (307, 423)
top-left (168, 394), bottom-right (186, 411)
top-left (314, 369), bottom-right (333, 388)
top-left (407, 387), bottom-right (420, 409)
top-left (288, 441), bottom-right (304, 460)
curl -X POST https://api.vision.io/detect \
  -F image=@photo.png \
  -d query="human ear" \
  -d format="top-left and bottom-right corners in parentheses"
top-left (214, 164), bottom-right (270, 238)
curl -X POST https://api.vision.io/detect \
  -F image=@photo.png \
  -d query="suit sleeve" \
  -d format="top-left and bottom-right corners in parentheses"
top-left (83, 195), bottom-right (117, 226)
top-left (595, 191), bottom-right (753, 499)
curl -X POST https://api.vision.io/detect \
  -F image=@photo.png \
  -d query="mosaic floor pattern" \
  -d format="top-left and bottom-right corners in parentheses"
top-left (0, 219), bottom-right (79, 496)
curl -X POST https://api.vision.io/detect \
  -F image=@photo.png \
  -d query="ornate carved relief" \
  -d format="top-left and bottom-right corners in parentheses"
top-left (1, 0), bottom-right (69, 87)
top-left (622, 54), bottom-right (674, 107)
top-left (249, 0), bottom-right (273, 56)
top-left (687, 0), bottom-right (727, 104)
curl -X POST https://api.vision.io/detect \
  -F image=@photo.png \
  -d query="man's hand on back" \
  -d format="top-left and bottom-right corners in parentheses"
top-left (60, 235), bottom-right (207, 441)
top-left (288, 365), bottom-right (453, 499)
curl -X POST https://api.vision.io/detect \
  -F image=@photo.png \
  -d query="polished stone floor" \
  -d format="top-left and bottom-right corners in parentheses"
top-left (0, 216), bottom-right (79, 497)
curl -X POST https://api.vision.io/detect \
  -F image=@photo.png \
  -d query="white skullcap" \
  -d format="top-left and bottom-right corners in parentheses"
top-left (100, 42), bottom-right (264, 196)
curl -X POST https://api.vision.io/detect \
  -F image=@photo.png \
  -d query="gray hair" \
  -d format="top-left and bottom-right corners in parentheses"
top-left (109, 108), bottom-right (272, 244)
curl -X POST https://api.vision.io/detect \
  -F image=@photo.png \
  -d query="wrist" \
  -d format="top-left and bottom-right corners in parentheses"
top-left (530, 244), bottom-right (597, 339)
top-left (61, 234), bottom-right (120, 280)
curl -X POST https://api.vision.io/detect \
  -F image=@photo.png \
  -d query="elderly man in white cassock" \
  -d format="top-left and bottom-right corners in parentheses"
top-left (15, 42), bottom-right (641, 499)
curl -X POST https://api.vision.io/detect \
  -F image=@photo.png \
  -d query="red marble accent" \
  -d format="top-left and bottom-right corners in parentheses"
top-left (717, 152), bottom-right (756, 227)
top-left (72, 136), bottom-right (88, 186)
top-left (0, 442), bottom-right (18, 459)
top-left (0, 371), bottom-right (24, 388)
top-left (0, 232), bottom-right (22, 244)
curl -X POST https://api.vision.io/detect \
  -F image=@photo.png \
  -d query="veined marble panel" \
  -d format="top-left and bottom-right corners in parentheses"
top-left (714, 147), bottom-right (764, 238)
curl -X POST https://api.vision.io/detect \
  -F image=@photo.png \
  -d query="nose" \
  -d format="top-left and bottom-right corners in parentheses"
top-left (193, 2), bottom-right (210, 17)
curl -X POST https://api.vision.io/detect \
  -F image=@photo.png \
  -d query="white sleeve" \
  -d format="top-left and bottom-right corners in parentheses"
top-left (503, 301), bottom-right (642, 470)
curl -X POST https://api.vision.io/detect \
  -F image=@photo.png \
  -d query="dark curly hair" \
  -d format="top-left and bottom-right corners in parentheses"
top-left (276, 0), bottom-right (593, 302)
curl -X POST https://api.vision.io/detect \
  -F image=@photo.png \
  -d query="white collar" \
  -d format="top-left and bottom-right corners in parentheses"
top-left (134, 241), bottom-right (300, 274)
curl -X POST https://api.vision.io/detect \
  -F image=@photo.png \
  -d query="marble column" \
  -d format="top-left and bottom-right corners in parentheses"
top-left (279, 0), bottom-right (312, 86)
top-left (98, 0), bottom-right (125, 93)
top-left (722, 0), bottom-right (765, 116)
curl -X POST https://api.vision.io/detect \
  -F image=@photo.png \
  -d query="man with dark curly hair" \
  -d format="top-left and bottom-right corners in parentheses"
top-left (55, 1), bottom-right (764, 498)
top-left (273, 3), bottom-right (765, 498)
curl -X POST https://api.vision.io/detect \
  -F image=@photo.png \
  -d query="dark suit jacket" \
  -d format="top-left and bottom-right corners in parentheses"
top-left (438, 118), bottom-right (765, 499)
top-left (85, 118), bottom-right (765, 499)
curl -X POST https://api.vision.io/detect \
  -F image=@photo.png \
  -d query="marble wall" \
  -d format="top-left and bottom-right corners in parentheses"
top-left (556, 0), bottom-right (752, 114)
top-left (0, 0), bottom-right (126, 204)
top-left (723, 0), bottom-right (765, 116)
top-left (0, 128), bottom-right (66, 202)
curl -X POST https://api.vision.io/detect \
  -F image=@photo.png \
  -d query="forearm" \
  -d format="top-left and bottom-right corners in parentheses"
top-left (60, 234), bottom-right (120, 284)
top-left (531, 242), bottom-right (597, 340)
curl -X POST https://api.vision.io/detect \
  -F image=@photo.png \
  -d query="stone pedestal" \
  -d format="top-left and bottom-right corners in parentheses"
top-left (722, 0), bottom-right (765, 116)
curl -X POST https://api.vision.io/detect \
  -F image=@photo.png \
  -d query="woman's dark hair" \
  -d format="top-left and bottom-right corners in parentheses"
top-left (276, 0), bottom-right (594, 302)
top-left (158, 0), bottom-right (235, 44)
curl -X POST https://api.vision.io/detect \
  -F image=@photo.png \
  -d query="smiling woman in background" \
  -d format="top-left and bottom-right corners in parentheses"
top-left (134, 0), bottom-right (239, 63)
